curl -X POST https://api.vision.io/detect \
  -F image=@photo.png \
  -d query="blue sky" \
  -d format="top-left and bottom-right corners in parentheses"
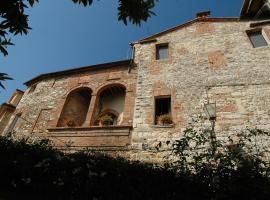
top-left (0, 0), bottom-right (243, 103)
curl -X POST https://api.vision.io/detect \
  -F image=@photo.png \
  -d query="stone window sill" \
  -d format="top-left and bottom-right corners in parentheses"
top-left (47, 125), bottom-right (132, 136)
top-left (252, 45), bottom-right (270, 50)
top-left (152, 124), bottom-right (174, 128)
top-left (154, 58), bottom-right (170, 63)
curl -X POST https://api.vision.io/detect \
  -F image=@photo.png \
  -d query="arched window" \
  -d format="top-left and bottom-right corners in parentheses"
top-left (57, 88), bottom-right (92, 127)
top-left (94, 84), bottom-right (126, 126)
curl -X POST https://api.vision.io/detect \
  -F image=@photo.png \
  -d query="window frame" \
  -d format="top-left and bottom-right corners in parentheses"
top-left (155, 43), bottom-right (169, 60)
top-left (154, 95), bottom-right (172, 125)
top-left (246, 28), bottom-right (269, 48)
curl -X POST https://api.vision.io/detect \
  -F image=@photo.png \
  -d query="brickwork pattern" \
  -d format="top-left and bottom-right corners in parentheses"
top-left (7, 64), bottom-right (137, 148)
top-left (3, 19), bottom-right (270, 163)
top-left (132, 20), bottom-right (270, 161)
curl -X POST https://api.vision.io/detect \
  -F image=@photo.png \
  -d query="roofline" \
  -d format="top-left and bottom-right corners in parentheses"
top-left (24, 59), bottom-right (133, 86)
top-left (133, 17), bottom-right (240, 44)
top-left (0, 103), bottom-right (16, 117)
top-left (240, 0), bottom-right (269, 18)
top-left (0, 103), bottom-right (16, 110)
top-left (240, 0), bottom-right (251, 17)
top-left (15, 89), bottom-right (24, 94)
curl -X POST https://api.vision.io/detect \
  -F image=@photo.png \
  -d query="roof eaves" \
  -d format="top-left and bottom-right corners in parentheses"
top-left (240, 0), bottom-right (252, 18)
top-left (1, 103), bottom-right (16, 110)
top-left (240, 0), bottom-right (267, 18)
top-left (24, 59), bottom-right (132, 86)
top-left (133, 17), bottom-right (239, 44)
top-left (15, 89), bottom-right (24, 94)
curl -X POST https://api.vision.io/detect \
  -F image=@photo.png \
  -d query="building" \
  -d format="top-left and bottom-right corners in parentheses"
top-left (1, 0), bottom-right (270, 162)
top-left (0, 89), bottom-right (24, 134)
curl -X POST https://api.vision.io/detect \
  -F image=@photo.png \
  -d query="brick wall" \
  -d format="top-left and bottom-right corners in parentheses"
top-left (8, 63), bottom-right (137, 148)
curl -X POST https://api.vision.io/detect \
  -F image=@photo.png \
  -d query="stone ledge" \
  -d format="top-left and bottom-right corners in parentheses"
top-left (152, 124), bottom-right (174, 128)
top-left (250, 20), bottom-right (270, 28)
top-left (47, 126), bottom-right (132, 150)
top-left (55, 146), bottom-right (130, 152)
top-left (48, 125), bottom-right (132, 136)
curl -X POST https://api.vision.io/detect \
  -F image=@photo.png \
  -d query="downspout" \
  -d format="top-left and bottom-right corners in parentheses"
top-left (128, 43), bottom-right (135, 73)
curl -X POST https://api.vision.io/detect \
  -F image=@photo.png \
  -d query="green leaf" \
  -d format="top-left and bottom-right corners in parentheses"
top-left (0, 45), bottom-right (8, 56)
top-left (27, 0), bottom-right (39, 7)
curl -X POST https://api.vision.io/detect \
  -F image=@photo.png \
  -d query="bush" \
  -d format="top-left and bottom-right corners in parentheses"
top-left (0, 133), bottom-right (193, 200)
top-left (0, 127), bottom-right (270, 199)
top-left (170, 124), bottom-right (270, 199)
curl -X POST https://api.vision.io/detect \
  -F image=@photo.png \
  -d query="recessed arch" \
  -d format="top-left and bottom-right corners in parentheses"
top-left (93, 83), bottom-right (126, 126)
top-left (95, 83), bottom-right (127, 97)
top-left (57, 87), bottom-right (92, 127)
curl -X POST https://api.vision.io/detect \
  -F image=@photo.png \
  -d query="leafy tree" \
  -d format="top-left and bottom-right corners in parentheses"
top-left (170, 123), bottom-right (270, 199)
top-left (0, 73), bottom-right (13, 90)
top-left (0, 0), bottom-right (157, 89)
top-left (0, 0), bottom-right (157, 57)
top-left (1, 128), bottom-right (270, 199)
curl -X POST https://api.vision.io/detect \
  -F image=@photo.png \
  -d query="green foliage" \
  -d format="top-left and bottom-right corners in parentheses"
top-left (71, 0), bottom-right (93, 7)
top-left (99, 114), bottom-right (113, 125)
top-left (1, 126), bottom-right (270, 199)
top-left (0, 134), bottom-right (186, 200)
top-left (0, 0), bottom-right (39, 56)
top-left (0, 73), bottom-right (13, 89)
top-left (118, 0), bottom-right (157, 25)
top-left (0, 0), bottom-right (157, 58)
top-left (171, 123), bottom-right (270, 199)
top-left (0, 39), bottom-right (14, 57)
top-left (0, 0), bottom-right (157, 90)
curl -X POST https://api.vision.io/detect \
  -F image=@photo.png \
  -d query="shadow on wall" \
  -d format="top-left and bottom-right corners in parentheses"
top-left (57, 88), bottom-right (92, 127)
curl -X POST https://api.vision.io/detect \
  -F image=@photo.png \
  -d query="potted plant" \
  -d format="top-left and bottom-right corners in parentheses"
top-left (158, 114), bottom-right (173, 125)
top-left (99, 114), bottom-right (113, 126)
top-left (67, 120), bottom-right (76, 127)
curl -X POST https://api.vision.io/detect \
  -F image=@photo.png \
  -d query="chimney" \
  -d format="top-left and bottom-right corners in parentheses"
top-left (196, 11), bottom-right (211, 18)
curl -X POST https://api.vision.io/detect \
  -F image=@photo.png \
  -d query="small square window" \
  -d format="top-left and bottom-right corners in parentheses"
top-left (247, 30), bottom-right (268, 48)
top-left (155, 96), bottom-right (171, 124)
top-left (156, 44), bottom-right (169, 60)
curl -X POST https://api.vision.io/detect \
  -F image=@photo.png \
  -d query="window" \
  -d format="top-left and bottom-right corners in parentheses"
top-left (156, 44), bottom-right (169, 60)
top-left (247, 30), bottom-right (268, 48)
top-left (155, 96), bottom-right (171, 124)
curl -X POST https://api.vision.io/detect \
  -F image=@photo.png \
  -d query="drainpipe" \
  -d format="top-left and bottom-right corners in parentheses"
top-left (128, 43), bottom-right (135, 73)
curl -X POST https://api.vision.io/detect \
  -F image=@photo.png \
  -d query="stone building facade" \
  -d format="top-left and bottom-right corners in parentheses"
top-left (0, 89), bottom-right (24, 134)
top-left (3, 60), bottom-right (137, 150)
top-left (1, 0), bottom-right (270, 162)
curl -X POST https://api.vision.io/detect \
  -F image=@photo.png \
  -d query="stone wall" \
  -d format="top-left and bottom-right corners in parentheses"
top-left (0, 109), bottom-right (13, 134)
top-left (5, 63), bottom-right (137, 148)
top-left (0, 90), bottom-right (23, 135)
top-left (3, 18), bottom-right (270, 163)
top-left (131, 19), bottom-right (270, 162)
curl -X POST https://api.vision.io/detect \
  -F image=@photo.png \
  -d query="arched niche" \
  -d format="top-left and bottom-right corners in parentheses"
top-left (57, 87), bottom-right (92, 127)
top-left (94, 84), bottom-right (126, 126)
